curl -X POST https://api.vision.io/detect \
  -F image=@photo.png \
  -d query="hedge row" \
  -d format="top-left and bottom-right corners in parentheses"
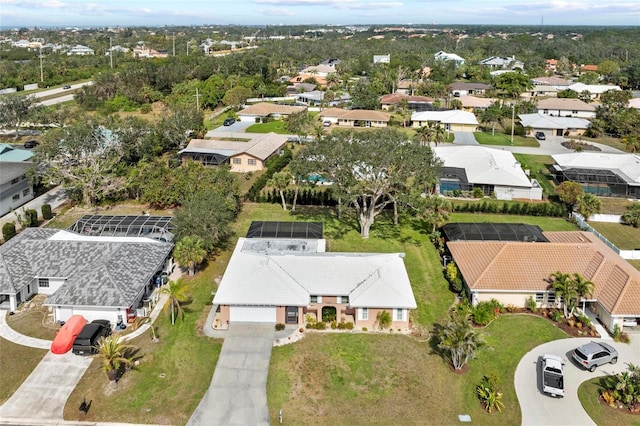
top-left (246, 146), bottom-right (293, 202)
top-left (452, 201), bottom-right (567, 217)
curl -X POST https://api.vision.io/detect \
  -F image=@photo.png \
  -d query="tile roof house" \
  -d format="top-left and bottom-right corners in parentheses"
top-left (411, 110), bottom-right (479, 133)
top-left (536, 98), bottom-right (596, 119)
top-left (318, 108), bottom-right (391, 128)
top-left (0, 228), bottom-right (173, 324)
top-left (380, 94), bottom-right (434, 112)
top-left (179, 132), bottom-right (288, 173)
top-left (458, 96), bottom-right (499, 112)
top-left (447, 230), bottom-right (640, 332)
top-left (521, 85), bottom-right (559, 100)
top-left (530, 76), bottom-right (572, 90)
top-left (518, 113), bottom-right (590, 138)
top-left (433, 145), bottom-right (542, 200)
top-left (0, 144), bottom-right (34, 216)
top-left (448, 82), bottom-right (492, 97)
top-left (212, 236), bottom-right (416, 329)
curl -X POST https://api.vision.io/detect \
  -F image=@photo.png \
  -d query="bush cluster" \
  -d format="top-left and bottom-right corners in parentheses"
top-left (25, 209), bottom-right (38, 227)
top-left (275, 323), bottom-right (285, 331)
top-left (246, 146), bottom-right (292, 201)
top-left (472, 299), bottom-right (503, 326)
top-left (41, 204), bottom-right (53, 220)
top-left (2, 222), bottom-right (16, 242)
top-left (259, 187), bottom-right (338, 206)
top-left (452, 201), bottom-right (567, 217)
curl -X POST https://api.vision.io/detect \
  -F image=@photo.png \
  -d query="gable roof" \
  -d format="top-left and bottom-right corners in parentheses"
top-left (180, 132), bottom-right (288, 161)
top-left (448, 82), bottom-right (492, 91)
top-left (531, 76), bottom-right (571, 87)
top-left (213, 238), bottom-right (416, 309)
top-left (567, 82), bottom-right (622, 95)
top-left (380, 94), bottom-right (434, 105)
top-left (412, 110), bottom-right (479, 125)
top-left (459, 96), bottom-right (498, 108)
top-left (0, 144), bottom-right (34, 162)
top-left (518, 113), bottom-right (590, 130)
top-left (433, 145), bottom-right (532, 188)
top-left (1, 161), bottom-right (32, 182)
top-left (447, 231), bottom-right (640, 316)
top-left (536, 98), bottom-right (596, 112)
top-left (338, 110), bottom-right (391, 122)
top-left (238, 102), bottom-right (306, 117)
top-left (0, 228), bottom-right (173, 308)
top-left (551, 153), bottom-right (640, 185)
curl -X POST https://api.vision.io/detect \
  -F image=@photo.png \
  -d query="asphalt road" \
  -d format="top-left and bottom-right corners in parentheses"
top-left (31, 82), bottom-right (93, 99)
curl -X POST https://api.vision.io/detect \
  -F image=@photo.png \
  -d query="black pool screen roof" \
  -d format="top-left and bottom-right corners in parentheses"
top-left (442, 223), bottom-right (549, 243)
top-left (68, 215), bottom-right (175, 242)
top-left (246, 221), bottom-right (323, 239)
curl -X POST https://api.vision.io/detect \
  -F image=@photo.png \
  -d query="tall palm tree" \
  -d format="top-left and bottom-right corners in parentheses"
top-left (433, 122), bottom-right (446, 146)
top-left (571, 273), bottom-right (595, 313)
top-left (268, 172), bottom-right (291, 211)
top-left (577, 193), bottom-right (601, 221)
top-left (548, 271), bottom-right (576, 318)
top-left (414, 124), bottom-right (434, 146)
top-left (159, 278), bottom-right (189, 325)
top-left (95, 335), bottom-right (134, 387)
top-left (174, 236), bottom-right (207, 276)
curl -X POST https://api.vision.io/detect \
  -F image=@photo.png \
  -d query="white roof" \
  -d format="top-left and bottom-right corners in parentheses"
top-left (629, 98), bottom-right (640, 109)
top-left (568, 82), bottom-right (622, 94)
top-left (48, 230), bottom-right (163, 244)
top-left (213, 238), bottom-right (416, 309)
top-left (433, 145), bottom-right (533, 188)
top-left (518, 113), bottom-right (590, 130)
top-left (552, 153), bottom-right (640, 185)
top-left (411, 110), bottom-right (478, 125)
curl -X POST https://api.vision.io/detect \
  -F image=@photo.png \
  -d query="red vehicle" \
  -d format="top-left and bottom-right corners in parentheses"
top-left (51, 315), bottom-right (87, 354)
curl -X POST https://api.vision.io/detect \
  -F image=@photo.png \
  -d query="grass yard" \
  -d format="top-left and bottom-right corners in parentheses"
top-left (245, 120), bottom-right (288, 134)
top-left (0, 337), bottom-right (48, 405)
top-left (588, 222), bottom-right (640, 250)
top-left (474, 132), bottom-right (540, 147)
top-left (598, 197), bottom-right (637, 215)
top-left (628, 260), bottom-right (640, 272)
top-left (267, 315), bottom-right (568, 425)
top-left (580, 136), bottom-right (630, 153)
top-left (513, 153), bottom-right (556, 196)
top-left (578, 378), bottom-right (640, 426)
top-left (5, 295), bottom-right (58, 340)
top-left (45, 202), bottom-right (175, 230)
top-left (449, 212), bottom-right (578, 232)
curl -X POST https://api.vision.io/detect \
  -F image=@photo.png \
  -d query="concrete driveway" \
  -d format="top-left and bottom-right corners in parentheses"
top-left (0, 351), bottom-right (92, 421)
top-left (453, 132), bottom-right (478, 145)
top-left (515, 337), bottom-right (640, 426)
top-left (187, 323), bottom-right (275, 426)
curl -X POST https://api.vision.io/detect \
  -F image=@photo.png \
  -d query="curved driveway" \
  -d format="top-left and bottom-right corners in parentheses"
top-left (515, 337), bottom-right (640, 426)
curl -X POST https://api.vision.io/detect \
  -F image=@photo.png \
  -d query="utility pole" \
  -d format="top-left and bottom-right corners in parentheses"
top-left (172, 32), bottom-right (176, 57)
top-left (109, 37), bottom-right (113, 69)
top-left (510, 103), bottom-right (515, 145)
top-left (195, 88), bottom-right (201, 110)
top-left (39, 47), bottom-right (44, 82)
top-left (187, 42), bottom-right (189, 55)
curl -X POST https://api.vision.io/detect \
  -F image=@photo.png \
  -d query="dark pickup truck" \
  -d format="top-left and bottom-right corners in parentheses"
top-left (541, 354), bottom-right (565, 397)
top-left (72, 320), bottom-right (111, 355)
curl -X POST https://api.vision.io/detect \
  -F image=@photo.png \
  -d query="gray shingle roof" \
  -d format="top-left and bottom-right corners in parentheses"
top-left (0, 228), bottom-right (173, 308)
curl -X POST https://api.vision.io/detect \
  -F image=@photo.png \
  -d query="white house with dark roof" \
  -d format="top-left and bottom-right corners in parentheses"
top-left (433, 145), bottom-right (542, 200)
top-left (0, 228), bottom-right (173, 324)
top-left (212, 237), bottom-right (416, 330)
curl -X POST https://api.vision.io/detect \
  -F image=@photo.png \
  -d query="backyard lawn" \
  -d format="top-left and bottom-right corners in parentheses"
top-left (449, 212), bottom-right (578, 232)
top-left (0, 337), bottom-right (47, 405)
top-left (578, 378), bottom-right (640, 426)
top-left (513, 153), bottom-right (556, 196)
top-left (588, 222), bottom-right (640, 250)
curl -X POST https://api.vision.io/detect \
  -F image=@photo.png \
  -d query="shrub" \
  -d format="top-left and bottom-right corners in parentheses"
top-left (315, 322), bottom-right (327, 330)
top-left (337, 321), bottom-right (345, 330)
top-left (475, 374), bottom-right (504, 413)
top-left (525, 296), bottom-right (537, 312)
top-left (346, 322), bottom-right (354, 330)
top-left (25, 209), bottom-right (38, 227)
top-left (41, 204), bottom-right (53, 220)
top-left (2, 222), bottom-right (16, 242)
top-left (576, 313), bottom-right (591, 326)
top-left (275, 323), bottom-right (285, 331)
top-left (139, 104), bottom-right (153, 114)
top-left (376, 310), bottom-right (392, 330)
top-left (472, 187), bottom-right (485, 198)
top-left (362, 327), bottom-right (368, 332)
top-left (330, 321), bottom-right (337, 329)
top-left (306, 322), bottom-right (314, 329)
top-left (472, 302), bottom-right (496, 326)
top-left (550, 310), bottom-right (563, 322)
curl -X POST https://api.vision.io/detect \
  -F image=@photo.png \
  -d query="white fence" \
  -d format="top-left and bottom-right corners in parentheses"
top-left (572, 212), bottom-right (640, 259)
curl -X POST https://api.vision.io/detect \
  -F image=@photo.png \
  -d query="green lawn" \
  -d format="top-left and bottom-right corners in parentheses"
top-left (267, 315), bottom-right (567, 425)
top-left (588, 222), bottom-right (640, 250)
top-left (449, 212), bottom-right (578, 231)
top-left (474, 132), bottom-right (540, 147)
top-left (628, 259), bottom-right (640, 272)
top-left (0, 337), bottom-right (48, 405)
top-left (245, 121), bottom-right (288, 134)
top-left (513, 153), bottom-right (556, 196)
top-left (578, 378), bottom-right (640, 426)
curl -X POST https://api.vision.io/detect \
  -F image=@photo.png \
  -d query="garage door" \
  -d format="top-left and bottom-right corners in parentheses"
top-left (230, 306), bottom-right (276, 323)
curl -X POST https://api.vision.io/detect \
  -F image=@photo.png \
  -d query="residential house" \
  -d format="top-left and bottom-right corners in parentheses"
top-left (433, 145), bottom-right (542, 200)
top-left (289, 74), bottom-right (327, 87)
top-left (237, 102), bottom-right (307, 123)
top-left (337, 110), bottom-right (391, 128)
top-left (132, 46), bottom-right (168, 58)
top-left (212, 223), bottom-right (416, 329)
top-left (295, 90), bottom-right (351, 107)
top-left (551, 153), bottom-right (640, 199)
top-left (0, 227), bottom-right (173, 324)
top-left (286, 82), bottom-right (315, 95)
top-left (380, 94), bottom-right (434, 112)
top-left (521, 85), bottom-right (559, 100)
top-left (567, 83), bottom-right (622, 100)
top-left (479, 56), bottom-right (524, 71)
top-left (579, 64), bottom-right (599, 74)
top-left (447, 230), bottom-right (640, 332)
top-left (179, 132), bottom-right (288, 173)
top-left (458, 96), bottom-right (498, 112)
top-left (395, 79), bottom-right (419, 96)
top-left (448, 82), bottom-right (492, 97)
top-left (0, 144), bottom-right (34, 216)
top-left (531, 76), bottom-right (572, 91)
top-left (66, 45), bottom-right (94, 55)
top-left (434, 51), bottom-right (465, 66)
top-left (545, 59), bottom-right (558, 72)
top-left (299, 63), bottom-right (337, 77)
top-left (536, 98), bottom-right (596, 119)
top-left (411, 110), bottom-right (479, 133)
top-left (518, 113), bottom-right (590, 138)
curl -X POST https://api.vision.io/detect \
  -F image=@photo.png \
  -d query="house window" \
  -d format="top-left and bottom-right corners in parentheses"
top-left (547, 292), bottom-right (556, 304)
top-left (248, 159), bottom-right (257, 166)
top-left (11, 178), bottom-right (19, 185)
top-left (38, 278), bottom-right (50, 288)
top-left (12, 194), bottom-right (20, 201)
top-left (543, 109), bottom-right (549, 115)
top-left (394, 309), bottom-right (404, 321)
top-left (23, 188), bottom-right (30, 196)
top-left (535, 293), bottom-right (544, 303)
top-left (572, 110), bottom-right (578, 114)
top-left (232, 158), bottom-right (241, 165)
top-left (339, 296), bottom-right (349, 304)
top-left (310, 295), bottom-right (322, 304)
top-left (360, 307), bottom-right (369, 320)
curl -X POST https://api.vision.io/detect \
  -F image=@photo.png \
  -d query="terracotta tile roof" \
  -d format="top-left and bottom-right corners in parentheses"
top-left (447, 231), bottom-right (640, 316)
top-left (536, 98), bottom-right (596, 112)
top-left (181, 132), bottom-right (287, 161)
top-left (380, 94), bottom-right (434, 105)
top-left (318, 108), bottom-right (348, 118)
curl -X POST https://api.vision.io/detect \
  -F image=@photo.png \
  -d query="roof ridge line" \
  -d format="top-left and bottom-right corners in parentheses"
top-left (610, 270), bottom-right (632, 313)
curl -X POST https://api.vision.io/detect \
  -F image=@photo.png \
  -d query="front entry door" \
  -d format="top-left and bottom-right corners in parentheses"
top-left (286, 306), bottom-right (298, 324)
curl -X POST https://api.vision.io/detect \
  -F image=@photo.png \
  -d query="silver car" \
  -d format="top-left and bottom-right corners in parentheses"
top-left (572, 341), bottom-right (618, 372)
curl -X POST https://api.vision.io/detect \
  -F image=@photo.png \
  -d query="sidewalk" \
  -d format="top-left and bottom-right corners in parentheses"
top-left (0, 312), bottom-right (51, 349)
top-left (0, 186), bottom-right (68, 230)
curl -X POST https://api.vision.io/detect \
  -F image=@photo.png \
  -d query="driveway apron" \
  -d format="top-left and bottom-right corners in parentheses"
top-left (0, 351), bottom-right (92, 420)
top-left (187, 323), bottom-right (275, 426)
top-left (452, 132), bottom-right (478, 145)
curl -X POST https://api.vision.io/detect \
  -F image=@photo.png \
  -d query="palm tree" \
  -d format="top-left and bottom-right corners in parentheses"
top-left (95, 335), bottom-right (133, 387)
top-left (433, 122), bottom-right (446, 146)
top-left (548, 271), bottom-right (576, 318)
top-left (173, 236), bottom-right (207, 276)
top-left (159, 278), bottom-right (189, 325)
top-left (436, 310), bottom-right (484, 371)
top-left (622, 134), bottom-right (640, 153)
top-left (268, 172), bottom-right (291, 211)
top-left (414, 124), bottom-right (434, 146)
top-left (421, 195), bottom-right (452, 233)
top-left (577, 193), bottom-right (601, 221)
top-left (622, 203), bottom-right (640, 228)
top-left (571, 273), bottom-right (595, 313)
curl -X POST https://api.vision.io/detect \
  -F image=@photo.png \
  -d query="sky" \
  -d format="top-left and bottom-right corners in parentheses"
top-left (1, 0), bottom-right (639, 27)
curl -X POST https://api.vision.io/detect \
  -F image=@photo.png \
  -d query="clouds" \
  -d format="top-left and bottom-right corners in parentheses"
top-left (0, 0), bottom-right (637, 26)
